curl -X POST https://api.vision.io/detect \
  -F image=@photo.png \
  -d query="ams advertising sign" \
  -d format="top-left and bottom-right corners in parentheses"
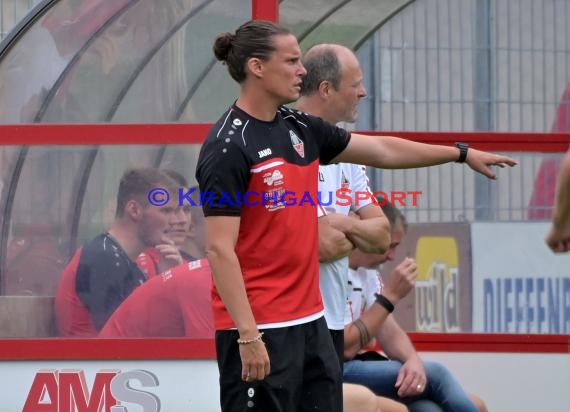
top-left (0, 361), bottom-right (220, 411)
top-left (23, 369), bottom-right (159, 412)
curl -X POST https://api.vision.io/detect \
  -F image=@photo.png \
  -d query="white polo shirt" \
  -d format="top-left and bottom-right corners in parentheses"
top-left (318, 163), bottom-right (373, 330)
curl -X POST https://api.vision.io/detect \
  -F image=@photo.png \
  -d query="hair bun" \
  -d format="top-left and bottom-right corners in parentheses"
top-left (213, 32), bottom-right (234, 61)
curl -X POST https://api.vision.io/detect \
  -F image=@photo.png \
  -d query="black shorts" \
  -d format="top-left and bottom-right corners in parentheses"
top-left (216, 317), bottom-right (342, 412)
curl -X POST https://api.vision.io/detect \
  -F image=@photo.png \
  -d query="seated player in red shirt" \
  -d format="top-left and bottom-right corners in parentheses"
top-left (99, 259), bottom-right (214, 338)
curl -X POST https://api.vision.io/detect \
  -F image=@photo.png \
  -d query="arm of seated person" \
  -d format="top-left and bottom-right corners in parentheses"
top-left (376, 315), bottom-right (426, 397)
top-left (344, 258), bottom-right (416, 361)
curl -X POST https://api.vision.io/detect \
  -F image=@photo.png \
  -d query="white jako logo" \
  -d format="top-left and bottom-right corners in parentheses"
top-left (258, 148), bottom-right (272, 158)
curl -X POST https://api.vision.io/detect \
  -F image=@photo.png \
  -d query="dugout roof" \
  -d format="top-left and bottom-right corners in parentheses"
top-left (0, 0), bottom-right (412, 124)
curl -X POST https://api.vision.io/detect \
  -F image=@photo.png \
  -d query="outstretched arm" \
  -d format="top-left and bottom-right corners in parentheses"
top-left (333, 134), bottom-right (517, 179)
top-left (546, 148), bottom-right (570, 252)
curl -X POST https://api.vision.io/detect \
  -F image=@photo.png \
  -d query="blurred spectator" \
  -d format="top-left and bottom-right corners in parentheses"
top-left (4, 224), bottom-right (65, 296)
top-left (528, 82), bottom-right (570, 219)
top-left (4, 151), bottom-right (68, 296)
top-left (54, 168), bottom-right (185, 336)
top-left (545, 147), bottom-right (570, 253)
top-left (178, 186), bottom-right (207, 260)
top-left (136, 169), bottom-right (191, 278)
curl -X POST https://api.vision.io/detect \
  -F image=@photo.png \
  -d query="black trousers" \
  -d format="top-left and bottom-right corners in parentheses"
top-left (328, 328), bottom-right (345, 371)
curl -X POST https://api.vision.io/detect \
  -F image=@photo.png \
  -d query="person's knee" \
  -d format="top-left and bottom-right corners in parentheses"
top-left (423, 360), bottom-right (450, 379)
top-left (343, 383), bottom-right (381, 412)
top-left (377, 396), bottom-right (409, 412)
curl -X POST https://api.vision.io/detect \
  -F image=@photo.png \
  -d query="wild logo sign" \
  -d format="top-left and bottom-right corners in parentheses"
top-left (415, 237), bottom-right (461, 332)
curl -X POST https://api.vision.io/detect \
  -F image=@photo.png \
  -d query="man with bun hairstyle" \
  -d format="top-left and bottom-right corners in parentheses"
top-left (197, 20), bottom-right (516, 412)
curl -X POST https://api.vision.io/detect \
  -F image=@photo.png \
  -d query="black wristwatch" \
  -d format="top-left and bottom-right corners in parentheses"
top-left (454, 142), bottom-right (469, 163)
top-left (374, 293), bottom-right (395, 313)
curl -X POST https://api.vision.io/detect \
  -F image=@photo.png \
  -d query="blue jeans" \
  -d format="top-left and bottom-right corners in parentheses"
top-left (343, 359), bottom-right (478, 412)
